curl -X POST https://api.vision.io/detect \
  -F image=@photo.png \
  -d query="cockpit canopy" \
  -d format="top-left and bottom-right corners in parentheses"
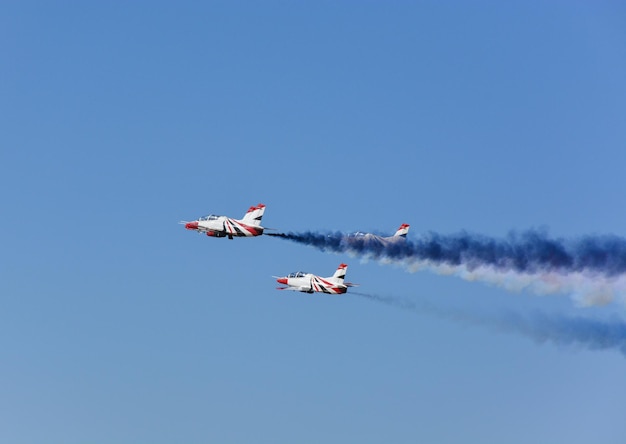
top-left (199, 215), bottom-right (220, 221)
top-left (287, 271), bottom-right (308, 278)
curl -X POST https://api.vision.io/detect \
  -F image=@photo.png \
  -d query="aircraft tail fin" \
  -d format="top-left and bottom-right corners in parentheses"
top-left (332, 263), bottom-right (348, 283)
top-left (242, 203), bottom-right (266, 226)
top-left (393, 223), bottom-right (410, 237)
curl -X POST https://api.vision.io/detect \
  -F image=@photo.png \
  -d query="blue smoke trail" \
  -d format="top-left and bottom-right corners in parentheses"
top-left (267, 230), bottom-right (626, 305)
top-left (353, 292), bottom-right (626, 356)
top-left (268, 230), bottom-right (626, 276)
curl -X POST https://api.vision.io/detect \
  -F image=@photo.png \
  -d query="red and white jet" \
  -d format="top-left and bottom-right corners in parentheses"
top-left (275, 263), bottom-right (358, 294)
top-left (183, 203), bottom-right (266, 239)
top-left (346, 223), bottom-right (410, 245)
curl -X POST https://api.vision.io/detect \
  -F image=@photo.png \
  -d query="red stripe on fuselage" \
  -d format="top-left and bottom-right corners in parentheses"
top-left (239, 222), bottom-right (262, 236)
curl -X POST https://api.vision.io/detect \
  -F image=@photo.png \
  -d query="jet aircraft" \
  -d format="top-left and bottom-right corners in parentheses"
top-left (183, 203), bottom-right (266, 239)
top-left (275, 263), bottom-right (358, 294)
top-left (346, 223), bottom-right (410, 245)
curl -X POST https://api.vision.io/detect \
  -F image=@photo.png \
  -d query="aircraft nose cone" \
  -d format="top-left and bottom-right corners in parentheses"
top-left (185, 221), bottom-right (198, 230)
top-left (276, 278), bottom-right (288, 285)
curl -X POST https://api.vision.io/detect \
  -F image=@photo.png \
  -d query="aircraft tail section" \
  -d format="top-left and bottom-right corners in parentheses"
top-left (393, 223), bottom-right (410, 237)
top-left (242, 203), bottom-right (266, 226)
top-left (332, 263), bottom-right (348, 283)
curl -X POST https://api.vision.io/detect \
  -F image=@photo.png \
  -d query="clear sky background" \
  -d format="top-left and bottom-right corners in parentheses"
top-left (2, 1), bottom-right (626, 443)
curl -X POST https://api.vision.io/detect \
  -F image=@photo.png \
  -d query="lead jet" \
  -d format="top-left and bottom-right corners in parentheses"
top-left (275, 263), bottom-right (358, 294)
top-left (183, 203), bottom-right (266, 239)
top-left (345, 223), bottom-right (410, 246)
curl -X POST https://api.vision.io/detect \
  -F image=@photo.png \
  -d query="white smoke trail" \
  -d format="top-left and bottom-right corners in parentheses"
top-left (367, 254), bottom-right (626, 306)
top-left (400, 259), bottom-right (626, 306)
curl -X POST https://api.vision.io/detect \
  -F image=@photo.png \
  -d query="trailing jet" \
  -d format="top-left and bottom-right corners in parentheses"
top-left (183, 203), bottom-right (266, 239)
top-left (345, 223), bottom-right (410, 245)
top-left (275, 263), bottom-right (358, 294)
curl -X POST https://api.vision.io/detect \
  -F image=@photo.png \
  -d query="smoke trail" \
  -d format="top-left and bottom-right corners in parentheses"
top-left (267, 230), bottom-right (626, 305)
top-left (352, 292), bottom-right (626, 356)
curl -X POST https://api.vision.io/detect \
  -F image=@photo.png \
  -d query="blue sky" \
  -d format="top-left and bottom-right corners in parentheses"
top-left (2, 1), bottom-right (626, 443)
